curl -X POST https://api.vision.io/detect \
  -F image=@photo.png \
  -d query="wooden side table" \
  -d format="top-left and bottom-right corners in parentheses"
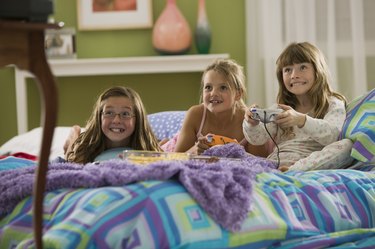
top-left (0, 20), bottom-right (61, 249)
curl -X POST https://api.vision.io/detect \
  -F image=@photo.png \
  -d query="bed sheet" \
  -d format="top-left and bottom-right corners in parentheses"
top-left (0, 127), bottom-right (71, 160)
top-left (1, 169), bottom-right (374, 249)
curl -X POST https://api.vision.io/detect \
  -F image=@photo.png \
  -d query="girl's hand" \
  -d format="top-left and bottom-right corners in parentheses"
top-left (186, 136), bottom-right (210, 155)
top-left (275, 104), bottom-right (306, 128)
top-left (279, 165), bottom-right (290, 172)
top-left (196, 135), bottom-right (212, 155)
top-left (244, 104), bottom-right (260, 126)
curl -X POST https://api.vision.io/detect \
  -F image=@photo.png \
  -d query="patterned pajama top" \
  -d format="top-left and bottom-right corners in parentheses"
top-left (242, 97), bottom-right (346, 166)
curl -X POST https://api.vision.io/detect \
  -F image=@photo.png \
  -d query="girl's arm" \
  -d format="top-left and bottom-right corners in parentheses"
top-left (300, 97), bottom-right (346, 146)
top-left (174, 105), bottom-right (202, 153)
top-left (63, 125), bottom-right (81, 159)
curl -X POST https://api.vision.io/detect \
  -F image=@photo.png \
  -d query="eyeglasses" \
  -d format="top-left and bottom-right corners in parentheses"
top-left (101, 110), bottom-right (135, 120)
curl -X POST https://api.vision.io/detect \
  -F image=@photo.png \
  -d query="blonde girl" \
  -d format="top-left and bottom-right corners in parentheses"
top-left (174, 58), bottom-right (267, 156)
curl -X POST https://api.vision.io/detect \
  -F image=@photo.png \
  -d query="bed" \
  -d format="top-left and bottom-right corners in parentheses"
top-left (0, 89), bottom-right (374, 248)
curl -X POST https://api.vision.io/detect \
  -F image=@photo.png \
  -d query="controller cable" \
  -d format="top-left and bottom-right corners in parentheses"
top-left (261, 111), bottom-right (280, 168)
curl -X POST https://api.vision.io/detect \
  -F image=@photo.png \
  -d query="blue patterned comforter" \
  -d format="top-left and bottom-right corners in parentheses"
top-left (1, 167), bottom-right (374, 248)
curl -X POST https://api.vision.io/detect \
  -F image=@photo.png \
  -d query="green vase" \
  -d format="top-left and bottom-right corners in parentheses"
top-left (195, 0), bottom-right (211, 54)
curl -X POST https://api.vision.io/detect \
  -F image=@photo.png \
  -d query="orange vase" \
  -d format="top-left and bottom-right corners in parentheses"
top-left (152, 0), bottom-right (192, 55)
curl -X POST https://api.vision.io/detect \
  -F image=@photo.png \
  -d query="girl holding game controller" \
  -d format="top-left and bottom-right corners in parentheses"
top-left (243, 42), bottom-right (347, 171)
top-left (174, 59), bottom-right (268, 156)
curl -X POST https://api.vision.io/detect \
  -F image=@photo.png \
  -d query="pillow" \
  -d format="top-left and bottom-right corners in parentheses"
top-left (339, 88), bottom-right (375, 162)
top-left (288, 138), bottom-right (354, 171)
top-left (147, 111), bottom-right (185, 141)
top-left (0, 127), bottom-right (71, 160)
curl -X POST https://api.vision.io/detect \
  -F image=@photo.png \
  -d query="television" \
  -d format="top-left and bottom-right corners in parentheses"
top-left (0, 0), bottom-right (53, 22)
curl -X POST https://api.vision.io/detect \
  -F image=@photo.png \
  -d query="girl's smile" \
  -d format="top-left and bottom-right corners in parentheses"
top-left (289, 81), bottom-right (308, 88)
top-left (108, 128), bottom-right (125, 133)
top-left (209, 98), bottom-right (223, 104)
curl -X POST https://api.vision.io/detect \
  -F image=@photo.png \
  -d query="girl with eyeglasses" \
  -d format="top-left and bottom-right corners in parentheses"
top-left (64, 86), bottom-right (161, 164)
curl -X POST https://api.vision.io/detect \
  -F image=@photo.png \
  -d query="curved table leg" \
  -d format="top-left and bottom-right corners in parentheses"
top-left (29, 31), bottom-right (58, 249)
top-left (0, 20), bottom-right (60, 249)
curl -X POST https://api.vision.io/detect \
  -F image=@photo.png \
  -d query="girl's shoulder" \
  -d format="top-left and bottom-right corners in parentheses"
top-left (183, 104), bottom-right (205, 126)
top-left (326, 95), bottom-right (346, 115)
top-left (186, 104), bottom-right (205, 117)
top-left (330, 92), bottom-right (347, 105)
top-left (328, 95), bottom-right (346, 107)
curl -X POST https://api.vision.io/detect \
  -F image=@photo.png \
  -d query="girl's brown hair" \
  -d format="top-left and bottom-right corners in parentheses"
top-left (276, 42), bottom-right (346, 119)
top-left (67, 86), bottom-right (160, 164)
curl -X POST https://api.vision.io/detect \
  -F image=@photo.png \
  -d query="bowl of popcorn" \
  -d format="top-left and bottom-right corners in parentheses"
top-left (123, 150), bottom-right (190, 165)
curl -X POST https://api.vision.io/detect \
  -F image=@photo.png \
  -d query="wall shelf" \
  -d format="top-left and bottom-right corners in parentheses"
top-left (15, 53), bottom-right (229, 134)
top-left (24, 53), bottom-right (230, 77)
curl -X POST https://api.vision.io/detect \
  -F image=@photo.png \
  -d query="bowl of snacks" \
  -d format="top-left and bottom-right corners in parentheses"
top-left (123, 150), bottom-right (190, 165)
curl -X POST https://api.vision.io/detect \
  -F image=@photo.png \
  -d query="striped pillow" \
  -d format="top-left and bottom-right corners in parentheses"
top-left (339, 88), bottom-right (375, 162)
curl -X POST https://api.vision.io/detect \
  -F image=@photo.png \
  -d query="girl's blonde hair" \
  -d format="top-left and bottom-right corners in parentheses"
top-left (200, 58), bottom-right (247, 109)
top-left (67, 86), bottom-right (160, 164)
top-left (276, 42), bottom-right (346, 119)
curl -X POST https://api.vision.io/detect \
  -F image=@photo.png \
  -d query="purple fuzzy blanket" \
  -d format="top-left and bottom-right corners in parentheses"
top-left (0, 143), bottom-right (277, 232)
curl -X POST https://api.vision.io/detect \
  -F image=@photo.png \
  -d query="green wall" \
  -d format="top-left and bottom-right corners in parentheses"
top-left (0, 0), bottom-right (247, 145)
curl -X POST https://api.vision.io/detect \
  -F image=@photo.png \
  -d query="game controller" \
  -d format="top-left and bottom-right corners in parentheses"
top-left (250, 108), bottom-right (283, 123)
top-left (206, 134), bottom-right (238, 147)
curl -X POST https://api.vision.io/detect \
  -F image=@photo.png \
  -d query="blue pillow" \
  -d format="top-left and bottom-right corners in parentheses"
top-left (148, 111), bottom-right (186, 140)
top-left (339, 88), bottom-right (375, 162)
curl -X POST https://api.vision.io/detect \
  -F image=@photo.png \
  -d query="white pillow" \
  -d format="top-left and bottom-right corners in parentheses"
top-left (288, 138), bottom-right (354, 171)
top-left (0, 127), bottom-right (71, 160)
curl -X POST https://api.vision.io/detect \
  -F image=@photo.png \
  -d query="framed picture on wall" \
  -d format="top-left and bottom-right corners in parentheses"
top-left (77, 0), bottom-right (152, 30)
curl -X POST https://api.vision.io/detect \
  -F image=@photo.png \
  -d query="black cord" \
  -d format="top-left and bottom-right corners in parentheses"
top-left (262, 111), bottom-right (280, 168)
